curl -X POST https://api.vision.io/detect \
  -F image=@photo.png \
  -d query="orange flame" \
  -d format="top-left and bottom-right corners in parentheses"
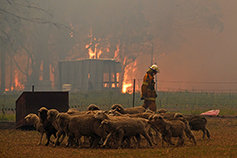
top-left (5, 70), bottom-right (25, 91)
top-left (122, 68), bottom-right (132, 93)
top-left (86, 40), bottom-right (103, 59)
top-left (122, 61), bottom-right (137, 93)
top-left (114, 43), bottom-right (120, 59)
top-left (14, 70), bottom-right (25, 91)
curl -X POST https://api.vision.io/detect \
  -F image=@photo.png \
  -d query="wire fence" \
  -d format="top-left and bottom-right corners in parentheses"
top-left (1, 79), bottom-right (237, 115)
top-left (4, 78), bottom-right (237, 93)
top-left (1, 90), bottom-right (237, 115)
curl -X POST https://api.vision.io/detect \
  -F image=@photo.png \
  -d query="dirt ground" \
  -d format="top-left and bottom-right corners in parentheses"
top-left (0, 116), bottom-right (237, 158)
top-left (0, 121), bottom-right (15, 130)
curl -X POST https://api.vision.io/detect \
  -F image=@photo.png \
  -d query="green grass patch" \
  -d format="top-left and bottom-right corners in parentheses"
top-left (0, 114), bottom-right (15, 121)
top-left (1, 91), bottom-right (237, 116)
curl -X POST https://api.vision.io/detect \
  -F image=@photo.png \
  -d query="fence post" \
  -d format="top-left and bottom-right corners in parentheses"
top-left (133, 79), bottom-right (135, 107)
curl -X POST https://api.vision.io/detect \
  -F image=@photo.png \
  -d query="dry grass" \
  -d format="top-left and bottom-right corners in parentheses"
top-left (0, 117), bottom-right (237, 158)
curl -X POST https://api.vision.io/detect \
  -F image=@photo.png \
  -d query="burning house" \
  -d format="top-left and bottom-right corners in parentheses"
top-left (58, 59), bottom-right (122, 92)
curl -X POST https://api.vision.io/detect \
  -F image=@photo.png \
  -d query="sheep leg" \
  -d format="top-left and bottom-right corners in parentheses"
top-left (59, 132), bottom-right (66, 144)
top-left (141, 132), bottom-right (153, 147)
top-left (74, 134), bottom-right (82, 147)
top-left (38, 132), bottom-right (44, 145)
top-left (91, 136), bottom-right (101, 148)
top-left (148, 128), bottom-right (158, 145)
top-left (124, 137), bottom-right (132, 148)
top-left (163, 134), bottom-right (174, 146)
top-left (185, 129), bottom-right (197, 145)
top-left (135, 134), bottom-right (141, 148)
top-left (66, 135), bottom-right (74, 147)
top-left (177, 135), bottom-right (185, 146)
top-left (206, 128), bottom-right (211, 139)
top-left (202, 129), bottom-right (206, 139)
top-left (121, 136), bottom-right (132, 148)
top-left (117, 129), bottom-right (125, 149)
top-left (45, 133), bottom-right (51, 146)
top-left (54, 130), bottom-right (65, 146)
top-left (102, 132), bottom-right (112, 147)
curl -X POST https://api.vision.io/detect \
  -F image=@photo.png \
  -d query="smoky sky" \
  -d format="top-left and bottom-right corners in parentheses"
top-left (135, 0), bottom-right (237, 92)
top-left (2, 0), bottom-right (236, 92)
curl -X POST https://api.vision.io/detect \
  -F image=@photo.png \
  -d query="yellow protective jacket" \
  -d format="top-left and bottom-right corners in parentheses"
top-left (141, 70), bottom-right (157, 101)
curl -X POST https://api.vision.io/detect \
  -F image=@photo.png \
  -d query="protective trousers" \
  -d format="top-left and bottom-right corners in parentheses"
top-left (141, 100), bottom-right (156, 112)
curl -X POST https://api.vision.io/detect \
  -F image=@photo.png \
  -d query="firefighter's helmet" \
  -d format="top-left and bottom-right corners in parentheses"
top-left (150, 64), bottom-right (160, 73)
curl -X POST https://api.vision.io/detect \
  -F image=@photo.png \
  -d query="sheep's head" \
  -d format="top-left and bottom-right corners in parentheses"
top-left (107, 109), bottom-right (122, 116)
top-left (111, 104), bottom-right (124, 114)
top-left (47, 109), bottom-right (59, 122)
top-left (174, 113), bottom-right (184, 118)
top-left (158, 108), bottom-right (167, 114)
top-left (25, 113), bottom-right (38, 124)
top-left (148, 114), bottom-right (164, 124)
top-left (38, 107), bottom-right (48, 122)
top-left (56, 113), bottom-right (69, 127)
top-left (100, 119), bottom-right (111, 132)
top-left (87, 104), bottom-right (100, 111)
top-left (94, 110), bottom-right (107, 120)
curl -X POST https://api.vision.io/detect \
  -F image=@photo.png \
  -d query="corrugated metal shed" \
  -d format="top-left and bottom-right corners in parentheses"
top-left (58, 59), bottom-right (121, 91)
top-left (16, 91), bottom-right (69, 129)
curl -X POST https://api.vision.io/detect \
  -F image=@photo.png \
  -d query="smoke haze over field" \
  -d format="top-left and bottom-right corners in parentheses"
top-left (135, 0), bottom-right (237, 92)
top-left (1, 0), bottom-right (237, 93)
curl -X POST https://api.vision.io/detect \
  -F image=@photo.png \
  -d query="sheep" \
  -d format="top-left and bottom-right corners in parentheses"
top-left (100, 117), bottom-right (153, 149)
top-left (94, 110), bottom-right (127, 120)
top-left (67, 108), bottom-right (87, 115)
top-left (24, 113), bottom-right (46, 145)
top-left (157, 108), bottom-right (167, 114)
top-left (47, 109), bottom-right (66, 146)
top-left (56, 112), bottom-right (106, 148)
top-left (148, 114), bottom-right (186, 146)
top-left (87, 104), bottom-right (100, 111)
top-left (38, 107), bottom-right (57, 146)
top-left (106, 109), bottom-right (159, 144)
top-left (108, 109), bottom-right (155, 119)
top-left (158, 112), bottom-right (197, 145)
top-left (66, 104), bottom-right (100, 116)
top-left (111, 104), bottom-right (146, 114)
top-left (94, 110), bottom-right (155, 148)
top-left (185, 115), bottom-right (210, 139)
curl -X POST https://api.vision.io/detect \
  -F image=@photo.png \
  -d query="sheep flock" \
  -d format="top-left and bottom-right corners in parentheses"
top-left (24, 104), bottom-right (210, 149)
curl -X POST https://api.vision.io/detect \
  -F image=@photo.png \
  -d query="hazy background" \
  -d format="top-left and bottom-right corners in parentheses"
top-left (1, 0), bottom-right (237, 93)
top-left (135, 0), bottom-right (237, 92)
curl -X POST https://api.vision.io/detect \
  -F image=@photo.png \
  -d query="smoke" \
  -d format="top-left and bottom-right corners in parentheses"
top-left (137, 0), bottom-right (237, 92)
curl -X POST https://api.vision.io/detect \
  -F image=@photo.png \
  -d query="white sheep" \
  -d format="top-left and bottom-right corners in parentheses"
top-left (47, 109), bottom-right (66, 146)
top-left (24, 113), bottom-right (46, 145)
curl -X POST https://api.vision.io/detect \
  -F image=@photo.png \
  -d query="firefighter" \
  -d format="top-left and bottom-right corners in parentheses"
top-left (141, 64), bottom-right (160, 112)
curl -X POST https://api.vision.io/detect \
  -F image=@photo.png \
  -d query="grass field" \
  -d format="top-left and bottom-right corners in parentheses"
top-left (1, 91), bottom-right (237, 111)
top-left (0, 116), bottom-right (237, 158)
